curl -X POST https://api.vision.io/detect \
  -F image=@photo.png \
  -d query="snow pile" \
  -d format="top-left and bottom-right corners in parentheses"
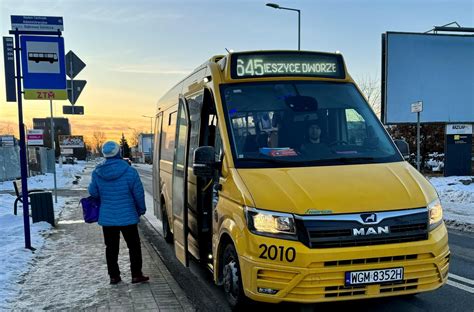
top-left (429, 176), bottom-right (474, 231)
top-left (132, 163), bottom-right (152, 171)
top-left (0, 194), bottom-right (67, 309)
top-left (0, 162), bottom-right (86, 192)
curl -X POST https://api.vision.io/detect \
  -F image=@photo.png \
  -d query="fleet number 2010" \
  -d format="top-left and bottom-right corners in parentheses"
top-left (259, 244), bottom-right (296, 262)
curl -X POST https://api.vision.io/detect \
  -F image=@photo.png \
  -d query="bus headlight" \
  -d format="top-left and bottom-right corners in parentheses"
top-left (245, 207), bottom-right (297, 240)
top-left (428, 198), bottom-right (443, 230)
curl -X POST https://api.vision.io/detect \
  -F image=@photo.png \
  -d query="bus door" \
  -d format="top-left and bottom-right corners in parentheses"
top-left (172, 96), bottom-right (191, 266)
top-left (153, 111), bottom-right (163, 218)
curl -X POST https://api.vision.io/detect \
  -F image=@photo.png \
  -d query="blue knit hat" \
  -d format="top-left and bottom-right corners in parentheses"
top-left (102, 141), bottom-right (120, 158)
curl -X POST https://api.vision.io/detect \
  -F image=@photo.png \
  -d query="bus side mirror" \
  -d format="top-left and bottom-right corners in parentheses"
top-left (394, 139), bottom-right (410, 160)
top-left (193, 146), bottom-right (215, 177)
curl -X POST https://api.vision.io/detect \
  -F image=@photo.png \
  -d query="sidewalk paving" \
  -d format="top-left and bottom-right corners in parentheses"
top-left (8, 164), bottom-right (194, 311)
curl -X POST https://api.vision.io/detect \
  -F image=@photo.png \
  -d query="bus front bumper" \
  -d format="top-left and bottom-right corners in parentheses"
top-left (238, 223), bottom-right (450, 304)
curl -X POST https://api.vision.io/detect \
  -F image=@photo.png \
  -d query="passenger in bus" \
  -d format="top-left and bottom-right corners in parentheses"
top-left (88, 141), bottom-right (149, 285)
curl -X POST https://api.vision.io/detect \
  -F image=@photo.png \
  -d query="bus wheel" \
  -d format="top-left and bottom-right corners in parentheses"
top-left (222, 243), bottom-right (246, 308)
top-left (161, 203), bottom-right (173, 243)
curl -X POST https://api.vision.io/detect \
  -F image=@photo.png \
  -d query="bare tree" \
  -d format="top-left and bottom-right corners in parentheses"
top-left (92, 131), bottom-right (107, 155)
top-left (129, 128), bottom-right (144, 148)
top-left (0, 122), bottom-right (14, 135)
top-left (357, 75), bottom-right (381, 118)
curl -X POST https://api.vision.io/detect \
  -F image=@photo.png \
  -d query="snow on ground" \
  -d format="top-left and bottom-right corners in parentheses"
top-left (132, 163), bottom-right (152, 172)
top-left (429, 176), bottom-right (474, 232)
top-left (0, 194), bottom-right (67, 309)
top-left (0, 161), bottom-right (86, 192)
top-left (0, 162), bottom-right (83, 309)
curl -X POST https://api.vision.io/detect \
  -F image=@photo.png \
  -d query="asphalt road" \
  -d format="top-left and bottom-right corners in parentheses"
top-left (136, 166), bottom-right (474, 312)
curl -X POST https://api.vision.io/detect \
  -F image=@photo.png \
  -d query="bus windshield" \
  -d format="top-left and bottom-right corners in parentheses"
top-left (220, 81), bottom-right (402, 168)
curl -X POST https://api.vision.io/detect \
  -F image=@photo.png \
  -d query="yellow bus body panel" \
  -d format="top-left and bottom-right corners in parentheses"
top-left (236, 161), bottom-right (437, 214)
top-left (213, 161), bottom-right (448, 303)
top-left (237, 223), bottom-right (448, 303)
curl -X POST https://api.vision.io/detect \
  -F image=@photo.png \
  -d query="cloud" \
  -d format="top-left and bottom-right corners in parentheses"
top-left (110, 64), bottom-right (191, 75)
top-left (78, 6), bottom-right (183, 24)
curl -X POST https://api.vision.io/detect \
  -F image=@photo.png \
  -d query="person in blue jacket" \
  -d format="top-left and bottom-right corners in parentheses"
top-left (88, 141), bottom-right (149, 285)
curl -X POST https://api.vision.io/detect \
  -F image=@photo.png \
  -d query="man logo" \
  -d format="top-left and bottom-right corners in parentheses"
top-left (361, 213), bottom-right (377, 223)
top-left (353, 226), bottom-right (390, 236)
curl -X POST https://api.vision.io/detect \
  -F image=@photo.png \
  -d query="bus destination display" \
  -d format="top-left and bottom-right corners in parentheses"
top-left (231, 52), bottom-right (345, 79)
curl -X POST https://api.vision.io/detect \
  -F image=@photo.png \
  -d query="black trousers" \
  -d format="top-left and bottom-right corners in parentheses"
top-left (102, 224), bottom-right (143, 278)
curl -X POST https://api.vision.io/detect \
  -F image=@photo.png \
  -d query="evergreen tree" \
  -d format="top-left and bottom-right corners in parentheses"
top-left (120, 133), bottom-right (131, 158)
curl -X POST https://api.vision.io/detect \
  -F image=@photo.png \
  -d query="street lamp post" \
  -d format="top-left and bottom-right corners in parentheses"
top-left (266, 3), bottom-right (301, 50)
top-left (141, 115), bottom-right (154, 163)
top-left (142, 115), bottom-right (154, 135)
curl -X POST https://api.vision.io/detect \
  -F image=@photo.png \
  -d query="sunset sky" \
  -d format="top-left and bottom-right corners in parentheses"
top-left (1, 0), bottom-right (473, 143)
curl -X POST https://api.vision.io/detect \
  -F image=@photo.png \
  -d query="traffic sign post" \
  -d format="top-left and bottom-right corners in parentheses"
top-left (8, 15), bottom-right (67, 250)
top-left (411, 101), bottom-right (423, 171)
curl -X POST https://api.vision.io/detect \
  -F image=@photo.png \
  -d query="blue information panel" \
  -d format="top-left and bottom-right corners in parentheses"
top-left (11, 15), bottom-right (64, 32)
top-left (20, 35), bottom-right (67, 100)
top-left (3, 37), bottom-right (16, 102)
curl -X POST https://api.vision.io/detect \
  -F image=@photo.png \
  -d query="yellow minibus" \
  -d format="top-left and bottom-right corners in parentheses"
top-left (152, 50), bottom-right (449, 308)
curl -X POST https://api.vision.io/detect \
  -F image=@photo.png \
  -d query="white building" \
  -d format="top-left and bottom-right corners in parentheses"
top-left (137, 133), bottom-right (154, 163)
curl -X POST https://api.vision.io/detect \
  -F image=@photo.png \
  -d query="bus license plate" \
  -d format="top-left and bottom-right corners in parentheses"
top-left (345, 268), bottom-right (404, 286)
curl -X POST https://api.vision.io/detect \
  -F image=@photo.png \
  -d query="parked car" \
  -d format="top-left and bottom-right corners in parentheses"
top-left (64, 156), bottom-right (77, 164)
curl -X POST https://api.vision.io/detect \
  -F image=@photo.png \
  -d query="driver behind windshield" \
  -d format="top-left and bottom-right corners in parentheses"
top-left (300, 122), bottom-right (332, 158)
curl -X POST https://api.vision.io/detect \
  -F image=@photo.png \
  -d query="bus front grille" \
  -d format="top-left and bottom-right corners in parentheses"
top-left (296, 209), bottom-right (429, 249)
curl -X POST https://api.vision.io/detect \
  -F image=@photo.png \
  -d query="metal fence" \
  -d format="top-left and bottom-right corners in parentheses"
top-left (0, 146), bottom-right (56, 182)
top-left (28, 147), bottom-right (55, 174)
top-left (0, 146), bottom-right (20, 182)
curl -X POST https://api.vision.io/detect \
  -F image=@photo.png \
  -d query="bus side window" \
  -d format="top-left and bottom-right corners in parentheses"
top-left (214, 126), bottom-right (223, 163)
top-left (188, 94), bottom-right (204, 167)
top-left (161, 110), bottom-right (177, 162)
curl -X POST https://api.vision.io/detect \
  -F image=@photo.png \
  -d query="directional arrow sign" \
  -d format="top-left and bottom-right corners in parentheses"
top-left (65, 50), bottom-right (85, 79)
top-left (67, 79), bottom-right (86, 104)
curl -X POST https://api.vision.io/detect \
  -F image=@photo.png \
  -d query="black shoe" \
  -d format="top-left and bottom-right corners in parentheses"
top-left (110, 276), bottom-right (122, 284)
top-left (131, 275), bottom-right (149, 284)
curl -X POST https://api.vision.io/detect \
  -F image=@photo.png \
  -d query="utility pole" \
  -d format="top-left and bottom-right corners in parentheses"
top-left (411, 101), bottom-right (423, 171)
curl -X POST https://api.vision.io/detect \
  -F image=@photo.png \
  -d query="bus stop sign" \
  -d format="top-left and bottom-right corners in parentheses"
top-left (20, 35), bottom-right (67, 100)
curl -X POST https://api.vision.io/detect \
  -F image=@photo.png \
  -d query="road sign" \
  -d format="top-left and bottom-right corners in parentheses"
top-left (411, 101), bottom-right (423, 113)
top-left (65, 51), bottom-right (86, 79)
top-left (27, 129), bottom-right (44, 145)
top-left (11, 15), bottom-right (64, 32)
top-left (20, 36), bottom-right (67, 100)
top-left (63, 105), bottom-right (84, 115)
top-left (67, 79), bottom-right (87, 104)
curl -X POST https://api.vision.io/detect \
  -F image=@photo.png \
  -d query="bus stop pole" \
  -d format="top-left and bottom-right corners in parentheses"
top-left (50, 99), bottom-right (58, 203)
top-left (416, 111), bottom-right (421, 171)
top-left (14, 30), bottom-right (32, 250)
